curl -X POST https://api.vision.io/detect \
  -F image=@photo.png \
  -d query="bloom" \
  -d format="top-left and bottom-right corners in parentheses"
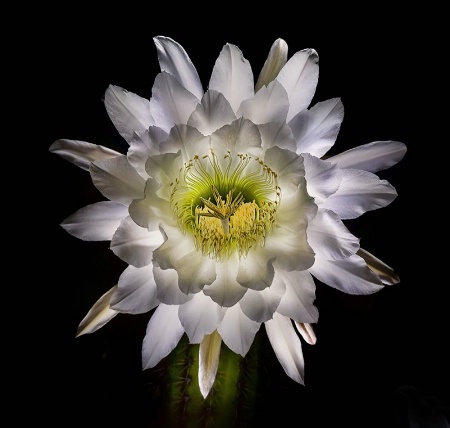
top-left (50, 36), bottom-right (406, 398)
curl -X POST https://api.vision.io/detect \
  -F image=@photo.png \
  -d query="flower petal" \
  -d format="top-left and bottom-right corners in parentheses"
top-left (110, 264), bottom-right (159, 314)
top-left (218, 304), bottom-right (261, 356)
top-left (209, 43), bottom-right (254, 113)
top-left (61, 201), bottom-right (128, 241)
top-left (309, 254), bottom-right (384, 294)
top-left (275, 268), bottom-right (318, 323)
top-left (276, 48), bottom-right (319, 121)
top-left (255, 38), bottom-right (288, 92)
top-left (238, 80), bottom-right (289, 124)
top-left (153, 36), bottom-right (203, 99)
top-left (239, 271), bottom-right (286, 322)
top-left (198, 330), bottom-right (222, 398)
top-left (294, 322), bottom-right (317, 345)
top-left (320, 169), bottom-right (397, 219)
top-left (203, 254), bottom-right (248, 307)
top-left (49, 139), bottom-right (121, 171)
top-left (289, 98), bottom-right (344, 158)
top-left (327, 140), bottom-right (407, 173)
top-left (76, 285), bottom-right (119, 337)
top-left (110, 216), bottom-right (164, 268)
top-left (150, 71), bottom-right (200, 133)
top-left (307, 209), bottom-right (360, 260)
top-left (178, 293), bottom-right (225, 344)
top-left (153, 266), bottom-right (193, 305)
top-left (265, 313), bottom-right (305, 384)
top-left (357, 248), bottom-right (400, 285)
top-left (187, 89), bottom-right (236, 136)
top-left (142, 304), bottom-right (184, 369)
top-left (236, 250), bottom-right (275, 291)
top-left (90, 155), bottom-right (145, 205)
top-left (127, 126), bottom-right (169, 177)
top-left (104, 85), bottom-right (154, 142)
top-left (257, 121), bottom-right (297, 152)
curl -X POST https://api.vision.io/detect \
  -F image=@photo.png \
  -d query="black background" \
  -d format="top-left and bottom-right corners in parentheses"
top-left (35, 9), bottom-right (447, 428)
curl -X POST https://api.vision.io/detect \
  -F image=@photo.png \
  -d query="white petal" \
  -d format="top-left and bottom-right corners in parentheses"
top-left (49, 139), bottom-right (121, 171)
top-left (209, 43), bottom-right (254, 113)
top-left (153, 266), bottom-right (193, 305)
top-left (357, 248), bottom-right (400, 285)
top-left (104, 85), bottom-right (154, 142)
top-left (289, 98), bottom-right (344, 158)
top-left (90, 155), bottom-right (145, 205)
top-left (153, 36), bottom-right (203, 99)
top-left (276, 48), bottom-right (319, 122)
top-left (257, 121), bottom-right (297, 152)
top-left (110, 216), bottom-right (164, 268)
top-left (127, 126), bottom-right (169, 177)
top-left (218, 304), bottom-right (261, 356)
top-left (187, 90), bottom-right (236, 136)
top-left (76, 286), bottom-right (119, 337)
top-left (153, 225), bottom-right (216, 294)
top-left (309, 254), bottom-right (384, 294)
top-left (142, 304), bottom-right (184, 369)
top-left (276, 269), bottom-right (318, 323)
top-left (307, 209), bottom-right (360, 260)
top-left (198, 330), bottom-right (222, 398)
top-left (239, 272), bottom-right (286, 322)
top-left (203, 255), bottom-right (247, 307)
top-left (150, 71), bottom-right (200, 133)
top-left (303, 153), bottom-right (342, 204)
top-left (128, 178), bottom-right (173, 230)
top-left (265, 313), bottom-right (305, 384)
top-left (255, 38), bottom-right (288, 92)
top-left (178, 293), bottom-right (225, 344)
top-left (110, 264), bottom-right (159, 314)
top-left (320, 169), bottom-right (397, 219)
top-left (238, 80), bottom-right (289, 124)
top-left (294, 322), bottom-right (317, 345)
top-left (236, 249), bottom-right (275, 291)
top-left (327, 140), bottom-right (407, 173)
top-left (61, 201), bottom-right (128, 241)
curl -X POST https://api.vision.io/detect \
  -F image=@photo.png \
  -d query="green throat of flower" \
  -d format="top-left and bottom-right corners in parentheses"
top-left (170, 150), bottom-right (280, 260)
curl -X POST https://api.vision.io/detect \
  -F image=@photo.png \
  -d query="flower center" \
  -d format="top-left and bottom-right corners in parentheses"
top-left (170, 150), bottom-right (280, 260)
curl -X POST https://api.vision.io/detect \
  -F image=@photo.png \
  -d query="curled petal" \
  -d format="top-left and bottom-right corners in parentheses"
top-left (255, 38), bottom-right (288, 91)
top-left (198, 330), bottom-right (222, 398)
top-left (357, 248), bottom-right (400, 285)
top-left (294, 322), bottom-right (317, 345)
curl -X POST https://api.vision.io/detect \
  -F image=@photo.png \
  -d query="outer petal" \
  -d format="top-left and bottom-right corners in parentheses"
top-left (127, 126), bottom-right (169, 177)
top-left (104, 85), bottom-right (154, 142)
top-left (236, 249), bottom-right (275, 291)
top-left (276, 48), bottom-right (319, 122)
top-left (49, 139), bottom-right (121, 171)
top-left (307, 209), bottom-right (360, 260)
top-left (153, 225), bottom-right (216, 294)
top-left (320, 168), bottom-right (397, 219)
top-left (289, 98), bottom-right (344, 158)
top-left (203, 254), bottom-right (248, 307)
top-left (257, 121), bottom-right (297, 152)
top-left (265, 313), bottom-right (305, 384)
top-left (357, 248), bottom-right (400, 285)
top-left (187, 89), bottom-right (236, 136)
top-left (150, 71), bottom-right (200, 133)
top-left (309, 254), bottom-right (384, 294)
top-left (327, 140), bottom-right (407, 173)
top-left (295, 322), bottom-right (317, 345)
top-left (178, 293), bottom-right (226, 344)
top-left (153, 36), bottom-right (203, 99)
top-left (275, 268), bottom-right (318, 323)
top-left (61, 201), bottom-right (128, 241)
top-left (237, 80), bottom-right (289, 124)
top-left (142, 304), bottom-right (184, 369)
top-left (198, 330), bottom-right (222, 398)
top-left (90, 155), bottom-right (145, 205)
top-left (303, 153), bottom-right (342, 204)
top-left (209, 43), bottom-right (254, 113)
top-left (255, 38), bottom-right (288, 92)
top-left (153, 266), bottom-right (193, 305)
top-left (110, 264), bottom-right (159, 314)
top-left (76, 286), bottom-right (119, 337)
top-left (110, 216), bottom-right (164, 268)
top-left (239, 271), bottom-right (286, 322)
top-left (218, 304), bottom-right (261, 356)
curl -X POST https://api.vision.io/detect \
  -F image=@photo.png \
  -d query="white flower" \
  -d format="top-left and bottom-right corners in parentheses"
top-left (49, 36), bottom-right (406, 398)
